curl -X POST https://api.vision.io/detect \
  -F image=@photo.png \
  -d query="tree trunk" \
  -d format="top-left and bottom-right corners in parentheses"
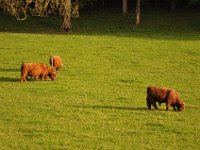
top-left (61, 16), bottom-right (72, 32)
top-left (135, 0), bottom-right (141, 27)
top-left (61, 0), bottom-right (72, 32)
top-left (122, 0), bottom-right (128, 13)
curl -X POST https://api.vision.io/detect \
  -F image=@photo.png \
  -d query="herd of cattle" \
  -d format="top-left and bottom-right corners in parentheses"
top-left (20, 55), bottom-right (185, 111)
top-left (20, 55), bottom-right (62, 82)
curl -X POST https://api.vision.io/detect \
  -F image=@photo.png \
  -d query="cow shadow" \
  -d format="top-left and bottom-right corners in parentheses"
top-left (0, 68), bottom-right (19, 72)
top-left (68, 104), bottom-right (147, 111)
top-left (0, 77), bottom-right (19, 82)
top-left (67, 104), bottom-right (180, 112)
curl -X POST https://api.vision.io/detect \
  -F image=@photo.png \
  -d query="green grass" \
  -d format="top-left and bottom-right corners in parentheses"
top-left (0, 11), bottom-right (200, 149)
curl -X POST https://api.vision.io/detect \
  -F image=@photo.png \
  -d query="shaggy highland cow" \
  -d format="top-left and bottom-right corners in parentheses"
top-left (49, 56), bottom-right (62, 70)
top-left (146, 86), bottom-right (185, 111)
top-left (20, 63), bottom-right (56, 82)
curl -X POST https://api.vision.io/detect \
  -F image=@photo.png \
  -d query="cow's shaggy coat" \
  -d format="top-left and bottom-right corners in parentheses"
top-left (146, 86), bottom-right (185, 111)
top-left (20, 63), bottom-right (56, 82)
top-left (49, 56), bottom-right (62, 70)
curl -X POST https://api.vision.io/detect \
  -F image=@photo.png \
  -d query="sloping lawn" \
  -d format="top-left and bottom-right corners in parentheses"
top-left (0, 11), bottom-right (200, 149)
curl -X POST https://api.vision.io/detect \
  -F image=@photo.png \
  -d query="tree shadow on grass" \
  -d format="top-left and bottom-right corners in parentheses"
top-left (0, 77), bottom-right (19, 82)
top-left (69, 104), bottom-right (147, 111)
top-left (0, 11), bottom-right (200, 40)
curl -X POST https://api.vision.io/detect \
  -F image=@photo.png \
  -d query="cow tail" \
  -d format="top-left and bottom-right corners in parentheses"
top-left (21, 63), bottom-right (24, 72)
top-left (20, 63), bottom-right (25, 77)
top-left (146, 87), bottom-right (152, 109)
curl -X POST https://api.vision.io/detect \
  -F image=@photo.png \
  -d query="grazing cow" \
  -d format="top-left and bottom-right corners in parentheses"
top-left (146, 86), bottom-right (185, 111)
top-left (49, 56), bottom-right (62, 70)
top-left (20, 63), bottom-right (56, 82)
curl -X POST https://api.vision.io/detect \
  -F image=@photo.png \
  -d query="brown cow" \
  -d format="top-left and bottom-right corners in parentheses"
top-left (20, 63), bottom-right (56, 82)
top-left (146, 86), bottom-right (185, 111)
top-left (49, 56), bottom-right (62, 70)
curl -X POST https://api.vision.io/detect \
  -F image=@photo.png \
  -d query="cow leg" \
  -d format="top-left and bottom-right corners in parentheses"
top-left (20, 77), bottom-right (26, 82)
top-left (146, 97), bottom-right (151, 110)
top-left (44, 76), bottom-right (48, 80)
top-left (38, 75), bottom-right (43, 80)
top-left (20, 76), bottom-right (26, 82)
top-left (166, 103), bottom-right (169, 111)
top-left (166, 100), bottom-right (171, 111)
top-left (20, 74), bottom-right (27, 82)
top-left (173, 105), bottom-right (177, 111)
top-left (152, 101), bottom-right (158, 109)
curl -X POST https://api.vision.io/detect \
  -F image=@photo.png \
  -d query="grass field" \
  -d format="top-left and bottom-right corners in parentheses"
top-left (0, 11), bottom-right (200, 149)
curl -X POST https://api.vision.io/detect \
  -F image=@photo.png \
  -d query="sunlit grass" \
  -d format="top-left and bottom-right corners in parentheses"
top-left (0, 11), bottom-right (200, 149)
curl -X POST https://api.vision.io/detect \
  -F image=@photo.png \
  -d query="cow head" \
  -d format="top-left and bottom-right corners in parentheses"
top-left (49, 68), bottom-right (56, 80)
top-left (177, 101), bottom-right (185, 111)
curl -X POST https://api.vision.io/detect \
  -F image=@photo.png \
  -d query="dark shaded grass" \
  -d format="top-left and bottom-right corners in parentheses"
top-left (0, 77), bottom-right (19, 82)
top-left (0, 10), bottom-right (200, 40)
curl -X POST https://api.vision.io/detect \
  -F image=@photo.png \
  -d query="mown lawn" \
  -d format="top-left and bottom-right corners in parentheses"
top-left (0, 11), bottom-right (200, 149)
